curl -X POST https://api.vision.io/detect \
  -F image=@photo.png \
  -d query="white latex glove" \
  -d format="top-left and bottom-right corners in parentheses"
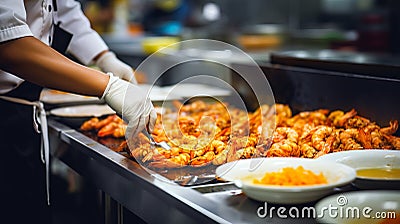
top-left (101, 73), bottom-right (157, 138)
top-left (96, 51), bottom-right (137, 84)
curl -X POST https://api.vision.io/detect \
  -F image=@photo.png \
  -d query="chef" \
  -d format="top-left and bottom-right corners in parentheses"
top-left (0, 1), bottom-right (156, 223)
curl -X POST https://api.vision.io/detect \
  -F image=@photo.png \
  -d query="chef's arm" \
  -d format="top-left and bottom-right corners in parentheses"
top-left (0, 35), bottom-right (157, 135)
top-left (0, 36), bottom-right (108, 97)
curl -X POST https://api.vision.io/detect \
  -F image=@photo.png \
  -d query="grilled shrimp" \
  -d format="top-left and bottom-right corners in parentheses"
top-left (380, 120), bottom-right (399, 136)
top-left (266, 140), bottom-right (299, 157)
top-left (339, 128), bottom-right (363, 150)
top-left (328, 109), bottom-right (357, 127)
top-left (311, 126), bottom-right (333, 151)
top-left (273, 127), bottom-right (299, 143)
top-left (190, 151), bottom-right (215, 166)
top-left (80, 117), bottom-right (99, 131)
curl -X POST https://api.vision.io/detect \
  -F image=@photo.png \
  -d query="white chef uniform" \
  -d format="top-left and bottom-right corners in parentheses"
top-left (0, 0), bottom-right (108, 215)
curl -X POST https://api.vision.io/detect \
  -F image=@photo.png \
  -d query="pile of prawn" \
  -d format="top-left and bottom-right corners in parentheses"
top-left (267, 105), bottom-right (400, 159)
top-left (80, 114), bottom-right (126, 138)
top-left (129, 100), bottom-right (265, 168)
top-left (80, 101), bottom-right (400, 168)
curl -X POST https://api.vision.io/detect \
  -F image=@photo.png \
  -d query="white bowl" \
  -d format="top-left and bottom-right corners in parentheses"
top-left (215, 157), bottom-right (356, 204)
top-left (315, 191), bottom-right (400, 224)
top-left (317, 150), bottom-right (400, 190)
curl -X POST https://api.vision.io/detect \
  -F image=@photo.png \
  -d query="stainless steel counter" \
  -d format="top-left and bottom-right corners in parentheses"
top-left (47, 56), bottom-right (400, 224)
top-left (48, 118), bottom-right (322, 224)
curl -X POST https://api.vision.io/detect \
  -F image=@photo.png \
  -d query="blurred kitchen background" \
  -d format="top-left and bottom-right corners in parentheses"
top-left (78, 0), bottom-right (400, 52)
top-left (74, 0), bottom-right (400, 85)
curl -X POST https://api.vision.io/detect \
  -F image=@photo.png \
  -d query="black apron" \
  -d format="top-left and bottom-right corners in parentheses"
top-left (0, 82), bottom-right (50, 224)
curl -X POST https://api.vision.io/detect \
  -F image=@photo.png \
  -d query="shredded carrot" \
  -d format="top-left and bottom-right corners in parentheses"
top-left (253, 166), bottom-right (328, 186)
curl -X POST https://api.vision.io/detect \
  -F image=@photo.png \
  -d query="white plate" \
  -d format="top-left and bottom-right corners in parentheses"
top-left (40, 88), bottom-right (99, 104)
top-left (161, 83), bottom-right (231, 98)
top-left (316, 150), bottom-right (400, 190)
top-left (138, 83), bottom-right (230, 102)
top-left (215, 157), bottom-right (356, 204)
top-left (50, 104), bottom-right (115, 118)
top-left (138, 84), bottom-right (183, 101)
top-left (315, 191), bottom-right (400, 224)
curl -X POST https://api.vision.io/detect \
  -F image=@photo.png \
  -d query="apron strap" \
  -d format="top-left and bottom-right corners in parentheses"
top-left (0, 96), bottom-right (50, 205)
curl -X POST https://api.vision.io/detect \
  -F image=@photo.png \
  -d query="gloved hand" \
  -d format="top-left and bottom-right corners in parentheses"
top-left (101, 73), bottom-right (157, 139)
top-left (96, 51), bottom-right (137, 84)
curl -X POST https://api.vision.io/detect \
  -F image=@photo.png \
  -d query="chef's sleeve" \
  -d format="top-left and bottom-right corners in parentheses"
top-left (0, 0), bottom-right (33, 43)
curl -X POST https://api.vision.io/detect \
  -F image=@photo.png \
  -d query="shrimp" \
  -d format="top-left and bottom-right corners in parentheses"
top-left (383, 135), bottom-right (400, 150)
top-left (266, 140), bottom-right (299, 157)
top-left (290, 120), bottom-right (313, 136)
top-left (296, 109), bottom-right (329, 126)
top-left (230, 136), bottom-right (259, 151)
top-left (299, 128), bottom-right (317, 158)
top-left (179, 100), bottom-right (208, 113)
top-left (273, 127), bottom-right (299, 143)
top-left (234, 146), bottom-right (259, 160)
top-left (314, 131), bottom-right (340, 158)
top-left (380, 120), bottom-right (399, 136)
top-left (274, 104), bottom-right (292, 126)
top-left (300, 142), bottom-right (316, 158)
top-left (266, 127), bottom-right (300, 157)
top-left (311, 126), bottom-right (333, 151)
top-left (209, 140), bottom-right (226, 154)
top-left (212, 148), bottom-right (229, 165)
top-left (94, 115), bottom-right (123, 129)
top-left (250, 104), bottom-right (272, 126)
top-left (97, 122), bottom-right (127, 138)
top-left (345, 116), bottom-right (371, 129)
top-left (360, 121), bottom-right (400, 149)
top-left (361, 123), bottom-right (385, 148)
top-left (190, 151), bottom-right (215, 166)
top-left (274, 104), bottom-right (292, 118)
top-left (149, 152), bottom-right (191, 168)
top-left (80, 117), bottom-right (99, 131)
top-left (328, 109), bottom-right (357, 127)
top-left (117, 140), bottom-right (128, 152)
top-left (298, 123), bottom-right (316, 140)
top-left (190, 146), bottom-right (208, 159)
top-left (339, 128), bottom-right (363, 150)
top-left (358, 128), bottom-right (372, 149)
top-left (197, 119), bottom-right (221, 137)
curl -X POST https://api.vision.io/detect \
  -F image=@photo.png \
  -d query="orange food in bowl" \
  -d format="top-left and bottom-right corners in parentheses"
top-left (253, 166), bottom-right (328, 186)
top-left (238, 35), bottom-right (282, 50)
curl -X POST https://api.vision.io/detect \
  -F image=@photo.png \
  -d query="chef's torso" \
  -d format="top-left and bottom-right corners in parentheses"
top-left (0, 0), bottom-right (52, 94)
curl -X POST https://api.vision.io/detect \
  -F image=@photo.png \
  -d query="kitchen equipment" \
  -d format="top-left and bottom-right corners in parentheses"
top-left (49, 104), bottom-right (115, 118)
top-left (40, 88), bottom-right (101, 108)
top-left (144, 131), bottom-right (171, 150)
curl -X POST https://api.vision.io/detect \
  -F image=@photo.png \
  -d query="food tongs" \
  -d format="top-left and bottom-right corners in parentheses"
top-left (144, 131), bottom-right (171, 150)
